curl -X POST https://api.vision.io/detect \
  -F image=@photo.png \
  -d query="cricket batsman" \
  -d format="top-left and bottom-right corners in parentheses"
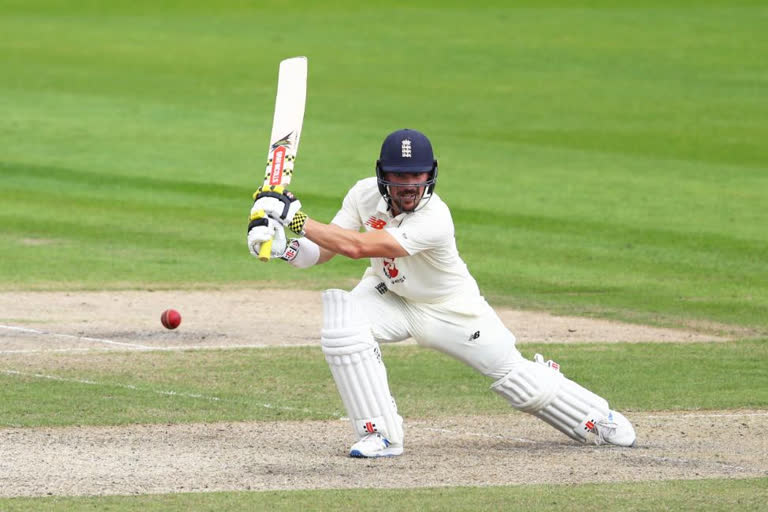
top-left (247, 129), bottom-right (636, 457)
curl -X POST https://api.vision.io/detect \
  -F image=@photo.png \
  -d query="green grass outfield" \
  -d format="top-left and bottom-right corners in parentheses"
top-left (2, 478), bottom-right (767, 512)
top-left (1, 0), bottom-right (767, 508)
top-left (1, 0), bottom-right (767, 331)
top-left (2, 341), bottom-right (768, 427)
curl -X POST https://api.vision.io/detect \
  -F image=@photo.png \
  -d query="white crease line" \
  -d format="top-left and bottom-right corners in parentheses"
top-left (1, 369), bottom-right (221, 402)
top-left (0, 369), bottom-right (334, 417)
top-left (644, 412), bottom-right (768, 418)
top-left (0, 343), bottom-right (318, 355)
top-left (0, 324), bottom-right (151, 349)
top-left (0, 324), bottom-right (319, 354)
top-left (1, 348), bottom-right (113, 354)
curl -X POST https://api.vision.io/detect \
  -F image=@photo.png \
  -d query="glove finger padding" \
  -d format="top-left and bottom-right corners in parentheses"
top-left (246, 217), bottom-right (272, 258)
top-left (250, 196), bottom-right (284, 218)
top-left (251, 185), bottom-right (306, 235)
top-left (247, 217), bottom-right (287, 259)
top-left (270, 222), bottom-right (288, 258)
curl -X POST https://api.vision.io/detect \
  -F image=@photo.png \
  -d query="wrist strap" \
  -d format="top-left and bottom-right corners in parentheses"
top-left (289, 211), bottom-right (308, 236)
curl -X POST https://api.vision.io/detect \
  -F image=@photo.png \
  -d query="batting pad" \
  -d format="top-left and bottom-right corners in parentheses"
top-left (491, 357), bottom-right (610, 443)
top-left (321, 289), bottom-right (404, 445)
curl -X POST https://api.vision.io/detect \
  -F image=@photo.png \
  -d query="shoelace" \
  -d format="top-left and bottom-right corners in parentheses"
top-left (360, 433), bottom-right (390, 448)
top-left (593, 418), bottom-right (619, 445)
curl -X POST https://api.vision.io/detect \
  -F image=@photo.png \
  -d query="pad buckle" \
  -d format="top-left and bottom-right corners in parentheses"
top-left (534, 353), bottom-right (561, 372)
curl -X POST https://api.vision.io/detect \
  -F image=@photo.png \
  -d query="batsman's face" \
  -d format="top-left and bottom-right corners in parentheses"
top-left (386, 172), bottom-right (429, 214)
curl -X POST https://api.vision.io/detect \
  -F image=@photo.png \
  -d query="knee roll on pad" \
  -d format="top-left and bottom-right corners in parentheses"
top-left (321, 289), bottom-right (403, 444)
top-left (491, 358), bottom-right (609, 442)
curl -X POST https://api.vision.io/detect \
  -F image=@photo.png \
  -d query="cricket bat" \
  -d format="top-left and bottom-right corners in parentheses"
top-left (257, 56), bottom-right (308, 261)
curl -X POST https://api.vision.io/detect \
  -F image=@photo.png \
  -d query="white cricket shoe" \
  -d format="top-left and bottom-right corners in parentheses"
top-left (349, 433), bottom-right (403, 458)
top-left (592, 410), bottom-right (636, 447)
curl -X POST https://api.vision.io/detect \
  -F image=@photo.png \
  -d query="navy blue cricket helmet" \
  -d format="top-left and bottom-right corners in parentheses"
top-left (375, 129), bottom-right (438, 209)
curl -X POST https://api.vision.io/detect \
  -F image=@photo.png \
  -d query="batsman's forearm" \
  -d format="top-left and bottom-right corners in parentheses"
top-left (303, 218), bottom-right (365, 258)
top-left (303, 218), bottom-right (408, 259)
top-left (317, 246), bottom-right (336, 264)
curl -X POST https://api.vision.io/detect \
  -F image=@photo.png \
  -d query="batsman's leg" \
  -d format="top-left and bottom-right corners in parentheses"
top-left (491, 354), bottom-right (636, 447)
top-left (321, 288), bottom-right (404, 458)
top-left (412, 300), bottom-right (635, 447)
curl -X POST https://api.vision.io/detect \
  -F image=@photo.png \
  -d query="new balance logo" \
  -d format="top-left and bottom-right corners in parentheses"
top-left (375, 282), bottom-right (388, 295)
top-left (366, 216), bottom-right (387, 230)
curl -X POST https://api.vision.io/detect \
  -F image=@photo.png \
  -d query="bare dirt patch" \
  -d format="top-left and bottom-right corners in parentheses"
top-left (1, 290), bottom-right (759, 498)
top-left (0, 290), bottom-right (729, 355)
top-left (1, 411), bottom-right (766, 497)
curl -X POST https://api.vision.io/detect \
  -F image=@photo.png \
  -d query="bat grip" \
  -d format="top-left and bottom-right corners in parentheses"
top-left (258, 238), bottom-right (273, 262)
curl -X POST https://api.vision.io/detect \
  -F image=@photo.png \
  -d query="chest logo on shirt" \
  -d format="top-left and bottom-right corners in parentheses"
top-left (383, 258), bottom-right (400, 279)
top-left (366, 216), bottom-right (387, 230)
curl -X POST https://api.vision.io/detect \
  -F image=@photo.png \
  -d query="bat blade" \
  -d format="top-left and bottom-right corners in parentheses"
top-left (258, 56), bottom-right (307, 261)
top-left (264, 56), bottom-right (307, 187)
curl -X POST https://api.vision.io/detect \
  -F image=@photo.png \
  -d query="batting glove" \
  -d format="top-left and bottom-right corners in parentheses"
top-left (247, 217), bottom-right (286, 259)
top-left (251, 185), bottom-right (308, 235)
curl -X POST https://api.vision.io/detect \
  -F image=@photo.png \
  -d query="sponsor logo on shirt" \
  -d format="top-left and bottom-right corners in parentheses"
top-left (366, 216), bottom-right (387, 230)
top-left (383, 258), bottom-right (399, 278)
top-left (383, 258), bottom-right (407, 284)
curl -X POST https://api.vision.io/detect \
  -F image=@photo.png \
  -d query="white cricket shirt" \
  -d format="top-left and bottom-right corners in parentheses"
top-left (331, 177), bottom-right (480, 303)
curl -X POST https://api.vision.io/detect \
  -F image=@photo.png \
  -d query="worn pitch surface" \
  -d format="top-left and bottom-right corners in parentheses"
top-left (1, 291), bottom-right (764, 497)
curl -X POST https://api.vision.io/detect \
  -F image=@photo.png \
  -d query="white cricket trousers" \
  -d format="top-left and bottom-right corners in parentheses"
top-left (350, 276), bottom-right (522, 380)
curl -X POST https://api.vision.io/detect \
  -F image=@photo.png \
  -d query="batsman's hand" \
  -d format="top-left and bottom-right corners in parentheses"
top-left (247, 216), bottom-right (287, 260)
top-left (251, 185), bottom-right (308, 235)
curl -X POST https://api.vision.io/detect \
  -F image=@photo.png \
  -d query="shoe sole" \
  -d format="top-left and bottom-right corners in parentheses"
top-left (349, 447), bottom-right (403, 458)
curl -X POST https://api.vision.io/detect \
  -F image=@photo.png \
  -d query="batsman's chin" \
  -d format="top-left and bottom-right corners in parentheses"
top-left (397, 198), bottom-right (419, 212)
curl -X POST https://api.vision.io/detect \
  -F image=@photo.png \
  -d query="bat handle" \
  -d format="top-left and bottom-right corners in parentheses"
top-left (258, 238), bottom-right (273, 262)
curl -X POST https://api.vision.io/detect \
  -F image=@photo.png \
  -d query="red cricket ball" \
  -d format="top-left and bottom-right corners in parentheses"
top-left (160, 309), bottom-right (182, 330)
